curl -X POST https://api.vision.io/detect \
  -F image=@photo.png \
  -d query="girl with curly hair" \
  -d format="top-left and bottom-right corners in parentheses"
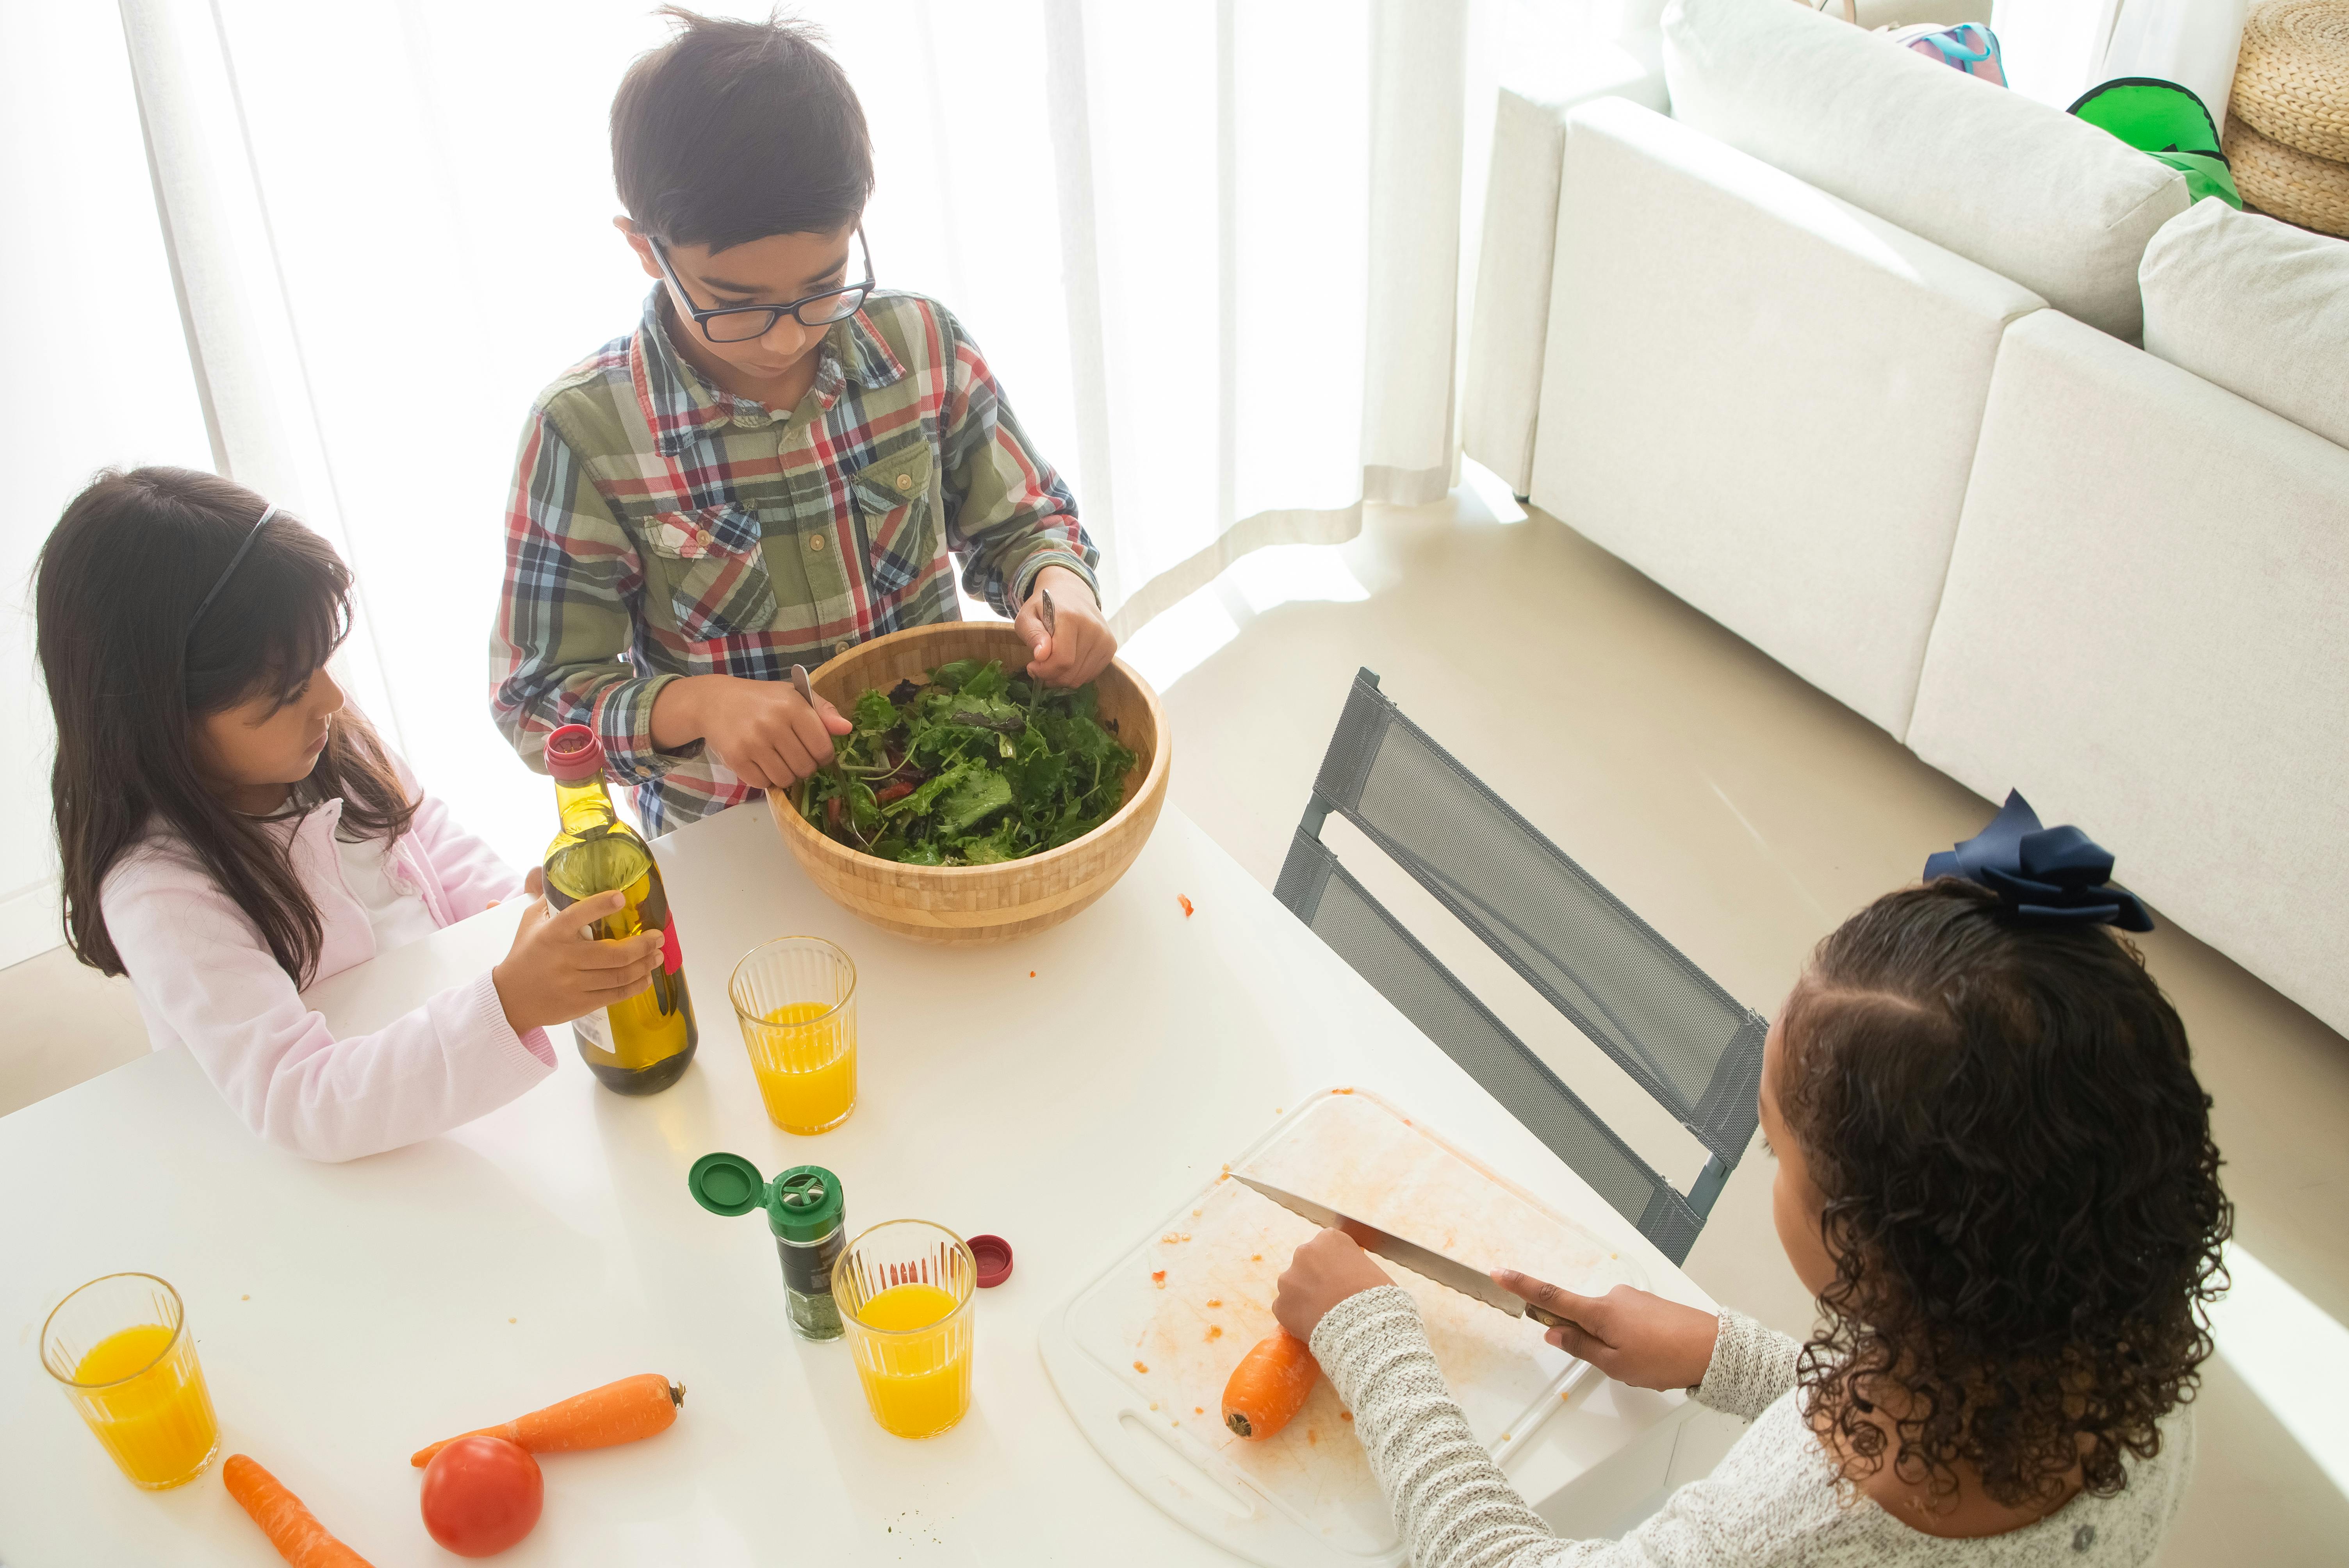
top-left (1272, 799), bottom-right (2230, 1564)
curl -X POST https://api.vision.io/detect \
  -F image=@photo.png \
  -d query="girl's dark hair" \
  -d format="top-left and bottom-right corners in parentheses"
top-left (612, 8), bottom-right (874, 252)
top-left (37, 467), bottom-right (416, 986)
top-left (1779, 879), bottom-right (2230, 1510)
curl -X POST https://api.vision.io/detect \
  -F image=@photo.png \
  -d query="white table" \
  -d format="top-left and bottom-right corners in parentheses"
top-left (0, 803), bottom-right (1709, 1567)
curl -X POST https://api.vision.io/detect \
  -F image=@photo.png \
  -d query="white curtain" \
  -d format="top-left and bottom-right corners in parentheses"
top-left (114, 0), bottom-right (1481, 861)
top-left (1993, 0), bottom-right (2249, 122)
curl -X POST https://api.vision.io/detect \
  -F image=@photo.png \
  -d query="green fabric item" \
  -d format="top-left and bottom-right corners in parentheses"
top-left (2148, 149), bottom-right (2244, 209)
top-left (2069, 77), bottom-right (2245, 210)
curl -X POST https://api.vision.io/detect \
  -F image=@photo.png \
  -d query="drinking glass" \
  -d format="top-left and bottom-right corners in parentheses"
top-left (41, 1273), bottom-right (220, 1489)
top-left (835, 1221), bottom-right (977, 1438)
top-left (730, 937), bottom-right (858, 1134)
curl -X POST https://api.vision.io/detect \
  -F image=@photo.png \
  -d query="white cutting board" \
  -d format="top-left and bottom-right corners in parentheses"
top-left (1040, 1089), bottom-right (1647, 1568)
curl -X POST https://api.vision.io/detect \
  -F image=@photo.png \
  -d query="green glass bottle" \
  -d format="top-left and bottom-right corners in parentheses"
top-left (541, 724), bottom-right (697, 1094)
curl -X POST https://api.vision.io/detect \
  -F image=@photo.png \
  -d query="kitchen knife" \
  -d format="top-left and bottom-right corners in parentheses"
top-left (1233, 1172), bottom-right (1577, 1331)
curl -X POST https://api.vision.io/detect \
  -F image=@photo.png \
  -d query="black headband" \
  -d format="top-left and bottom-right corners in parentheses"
top-left (185, 504), bottom-right (278, 641)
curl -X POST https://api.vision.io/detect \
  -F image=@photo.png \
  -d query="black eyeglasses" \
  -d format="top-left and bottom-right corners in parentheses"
top-left (649, 228), bottom-right (874, 344)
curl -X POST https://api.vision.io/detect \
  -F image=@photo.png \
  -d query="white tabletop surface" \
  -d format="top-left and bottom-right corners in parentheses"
top-left (0, 801), bottom-right (1711, 1568)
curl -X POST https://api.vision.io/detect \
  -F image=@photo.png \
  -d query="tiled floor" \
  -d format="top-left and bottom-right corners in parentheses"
top-left (5, 480), bottom-right (2344, 1557)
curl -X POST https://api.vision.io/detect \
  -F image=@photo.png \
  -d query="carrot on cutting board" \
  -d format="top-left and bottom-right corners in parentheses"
top-left (1221, 1329), bottom-right (1320, 1440)
top-left (410, 1372), bottom-right (684, 1467)
top-left (223, 1454), bottom-right (376, 1568)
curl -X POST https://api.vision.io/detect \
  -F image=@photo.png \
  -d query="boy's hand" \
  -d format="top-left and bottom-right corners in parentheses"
top-left (1017, 565), bottom-right (1116, 688)
top-left (492, 881), bottom-right (667, 1035)
top-left (1493, 1271), bottom-right (1721, 1391)
top-left (650, 674), bottom-right (853, 792)
top-left (1273, 1228), bottom-right (1395, 1342)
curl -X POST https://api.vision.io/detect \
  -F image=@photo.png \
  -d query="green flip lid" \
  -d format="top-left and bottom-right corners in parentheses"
top-left (687, 1153), bottom-right (845, 1242)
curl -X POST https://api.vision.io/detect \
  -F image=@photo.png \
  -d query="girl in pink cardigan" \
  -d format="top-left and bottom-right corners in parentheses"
top-left (35, 467), bottom-right (665, 1161)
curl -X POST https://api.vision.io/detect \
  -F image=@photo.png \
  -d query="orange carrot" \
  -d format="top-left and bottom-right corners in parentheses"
top-left (223, 1454), bottom-right (376, 1568)
top-left (410, 1373), bottom-right (683, 1468)
top-left (1221, 1329), bottom-right (1319, 1440)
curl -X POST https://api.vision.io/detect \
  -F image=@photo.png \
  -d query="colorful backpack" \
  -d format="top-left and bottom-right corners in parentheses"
top-left (2069, 77), bottom-right (2245, 210)
top-left (1882, 22), bottom-right (2006, 87)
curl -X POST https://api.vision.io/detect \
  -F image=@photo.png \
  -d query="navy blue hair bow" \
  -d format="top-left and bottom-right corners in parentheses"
top-left (1923, 791), bottom-right (2153, 932)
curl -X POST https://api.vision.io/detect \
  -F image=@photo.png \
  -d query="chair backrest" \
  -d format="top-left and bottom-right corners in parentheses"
top-left (1274, 669), bottom-right (1768, 1264)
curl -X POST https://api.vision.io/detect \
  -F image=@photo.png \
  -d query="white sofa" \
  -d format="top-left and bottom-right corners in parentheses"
top-left (1467, 0), bottom-right (2349, 1038)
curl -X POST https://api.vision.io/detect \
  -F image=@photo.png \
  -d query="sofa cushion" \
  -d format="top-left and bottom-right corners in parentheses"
top-left (1464, 34), bottom-right (1672, 497)
top-left (1907, 309), bottom-right (2349, 1039)
top-left (1662, 0), bottom-right (2189, 340)
top-left (2141, 198), bottom-right (2349, 450)
top-left (1528, 97), bottom-right (2043, 739)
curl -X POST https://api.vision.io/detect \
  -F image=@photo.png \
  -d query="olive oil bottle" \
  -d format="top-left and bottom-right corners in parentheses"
top-left (542, 725), bottom-right (697, 1094)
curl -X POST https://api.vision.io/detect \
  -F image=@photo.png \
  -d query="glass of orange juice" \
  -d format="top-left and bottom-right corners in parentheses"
top-left (835, 1221), bottom-right (977, 1439)
top-left (730, 937), bottom-right (857, 1134)
top-left (41, 1273), bottom-right (220, 1490)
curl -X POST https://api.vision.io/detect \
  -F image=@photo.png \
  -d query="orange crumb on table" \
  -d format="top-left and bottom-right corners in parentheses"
top-left (1194, 1406), bottom-right (1204, 1415)
top-left (1207, 1298), bottom-right (1222, 1308)
top-left (1307, 1429), bottom-right (1319, 1446)
top-left (1205, 1326), bottom-right (1223, 1342)
top-left (1192, 1208), bottom-right (1202, 1218)
top-left (1501, 1433), bottom-right (1512, 1442)
top-left (1251, 1254), bottom-right (1262, 1262)
top-left (1162, 1233), bottom-right (1181, 1245)
top-left (1151, 1270), bottom-right (1167, 1286)
top-left (1178, 895), bottom-right (1194, 917)
top-left (508, 1317), bottom-right (517, 1324)
top-left (1333, 1087), bottom-right (1354, 1094)
top-left (1134, 1361), bottom-right (1149, 1374)
top-left (1029, 970), bottom-right (1036, 978)
top-left (241, 1294), bottom-right (250, 1301)
top-left (1150, 1401), bottom-right (1159, 1410)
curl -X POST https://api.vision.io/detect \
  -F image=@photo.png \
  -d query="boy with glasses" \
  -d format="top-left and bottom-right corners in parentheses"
top-left (491, 9), bottom-right (1112, 834)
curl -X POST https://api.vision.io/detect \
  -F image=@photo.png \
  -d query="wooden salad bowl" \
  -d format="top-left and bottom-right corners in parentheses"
top-left (768, 622), bottom-right (1172, 944)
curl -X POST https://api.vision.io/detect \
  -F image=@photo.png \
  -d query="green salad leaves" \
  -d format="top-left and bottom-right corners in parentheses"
top-left (798, 658), bottom-right (1138, 865)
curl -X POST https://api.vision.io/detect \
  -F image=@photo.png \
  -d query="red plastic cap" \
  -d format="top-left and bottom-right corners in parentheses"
top-left (545, 724), bottom-right (605, 783)
top-left (969, 1234), bottom-right (1014, 1288)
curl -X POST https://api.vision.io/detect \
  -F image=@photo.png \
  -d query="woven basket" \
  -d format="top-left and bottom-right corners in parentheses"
top-left (2233, 0), bottom-right (2349, 162)
top-left (770, 622), bottom-right (1171, 944)
top-left (2226, 112), bottom-right (2349, 235)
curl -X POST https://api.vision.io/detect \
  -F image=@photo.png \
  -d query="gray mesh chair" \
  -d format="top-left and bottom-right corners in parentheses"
top-left (1274, 669), bottom-right (1768, 1264)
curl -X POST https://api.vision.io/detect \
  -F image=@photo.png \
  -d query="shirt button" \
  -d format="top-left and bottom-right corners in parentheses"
top-left (695, 528), bottom-right (713, 547)
top-left (834, 640), bottom-right (851, 656)
top-left (807, 534), bottom-right (827, 553)
top-left (894, 473), bottom-right (913, 493)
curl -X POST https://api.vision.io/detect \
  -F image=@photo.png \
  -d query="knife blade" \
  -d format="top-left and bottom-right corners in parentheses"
top-left (1232, 1172), bottom-right (1575, 1331)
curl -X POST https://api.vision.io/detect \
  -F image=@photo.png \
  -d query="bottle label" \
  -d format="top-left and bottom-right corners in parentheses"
top-left (777, 1228), bottom-right (844, 1295)
top-left (659, 913), bottom-right (683, 977)
top-left (572, 1009), bottom-right (613, 1053)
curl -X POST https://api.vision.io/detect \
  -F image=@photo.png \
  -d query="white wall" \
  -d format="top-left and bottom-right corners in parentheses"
top-left (0, 3), bottom-right (214, 966)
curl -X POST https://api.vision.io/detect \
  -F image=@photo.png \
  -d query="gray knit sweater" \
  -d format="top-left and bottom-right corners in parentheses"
top-left (1310, 1286), bottom-right (2193, 1566)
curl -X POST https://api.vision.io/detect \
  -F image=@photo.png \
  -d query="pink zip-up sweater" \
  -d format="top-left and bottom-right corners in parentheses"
top-left (99, 773), bottom-right (556, 1162)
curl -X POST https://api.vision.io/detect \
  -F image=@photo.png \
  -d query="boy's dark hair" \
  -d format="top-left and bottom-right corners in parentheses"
top-left (612, 8), bottom-right (873, 252)
top-left (37, 467), bottom-right (416, 987)
top-left (1780, 880), bottom-right (2230, 1512)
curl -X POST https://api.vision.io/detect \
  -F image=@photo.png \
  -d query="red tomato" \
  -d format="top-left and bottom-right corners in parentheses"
top-left (420, 1436), bottom-right (543, 1557)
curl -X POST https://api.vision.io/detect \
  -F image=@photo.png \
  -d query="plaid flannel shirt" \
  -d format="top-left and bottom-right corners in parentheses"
top-left (490, 288), bottom-right (1097, 834)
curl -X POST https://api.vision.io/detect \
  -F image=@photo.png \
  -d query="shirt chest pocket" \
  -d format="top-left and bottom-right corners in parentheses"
top-left (643, 502), bottom-right (779, 642)
top-left (849, 442), bottom-right (938, 598)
